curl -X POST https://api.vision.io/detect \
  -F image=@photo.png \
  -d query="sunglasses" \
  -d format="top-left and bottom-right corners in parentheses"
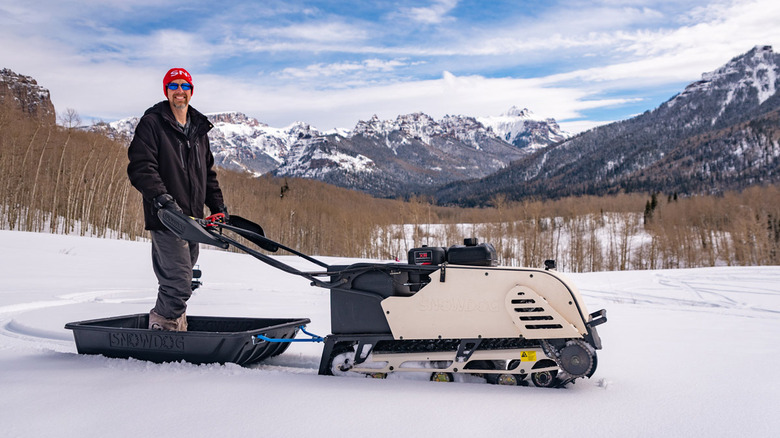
top-left (167, 82), bottom-right (193, 91)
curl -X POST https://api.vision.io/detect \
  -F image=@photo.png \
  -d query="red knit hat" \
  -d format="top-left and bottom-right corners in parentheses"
top-left (163, 68), bottom-right (193, 97)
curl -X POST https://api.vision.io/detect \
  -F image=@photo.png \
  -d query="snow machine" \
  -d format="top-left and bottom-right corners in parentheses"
top-left (151, 209), bottom-right (606, 387)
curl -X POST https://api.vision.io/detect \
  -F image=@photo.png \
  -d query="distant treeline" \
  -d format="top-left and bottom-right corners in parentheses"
top-left (1, 102), bottom-right (778, 271)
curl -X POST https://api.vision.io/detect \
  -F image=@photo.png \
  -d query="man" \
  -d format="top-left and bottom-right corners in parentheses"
top-left (127, 68), bottom-right (228, 331)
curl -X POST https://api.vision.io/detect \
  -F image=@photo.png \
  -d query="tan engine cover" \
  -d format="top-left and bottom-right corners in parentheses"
top-left (381, 266), bottom-right (589, 340)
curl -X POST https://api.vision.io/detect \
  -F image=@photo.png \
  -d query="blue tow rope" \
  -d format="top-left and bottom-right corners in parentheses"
top-left (252, 325), bottom-right (324, 345)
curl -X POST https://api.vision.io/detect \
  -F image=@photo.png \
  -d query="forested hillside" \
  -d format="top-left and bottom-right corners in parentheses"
top-left (435, 46), bottom-right (780, 206)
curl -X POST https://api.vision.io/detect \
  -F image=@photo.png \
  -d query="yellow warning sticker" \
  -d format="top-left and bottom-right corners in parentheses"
top-left (520, 351), bottom-right (537, 362)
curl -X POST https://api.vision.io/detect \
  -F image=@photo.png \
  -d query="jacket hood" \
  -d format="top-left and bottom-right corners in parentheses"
top-left (145, 101), bottom-right (213, 137)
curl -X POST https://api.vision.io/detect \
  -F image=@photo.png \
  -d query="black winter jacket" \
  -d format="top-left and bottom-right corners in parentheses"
top-left (127, 101), bottom-right (225, 230)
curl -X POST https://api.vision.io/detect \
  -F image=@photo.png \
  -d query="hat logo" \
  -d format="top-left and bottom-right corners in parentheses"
top-left (163, 68), bottom-right (193, 97)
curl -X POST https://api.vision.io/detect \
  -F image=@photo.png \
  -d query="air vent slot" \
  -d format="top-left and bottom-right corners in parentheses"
top-left (514, 307), bottom-right (545, 313)
top-left (505, 285), bottom-right (581, 339)
top-left (525, 324), bottom-right (563, 329)
top-left (519, 315), bottom-right (554, 321)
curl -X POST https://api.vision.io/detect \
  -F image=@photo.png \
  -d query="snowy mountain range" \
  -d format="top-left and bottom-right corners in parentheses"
top-left (102, 107), bottom-right (568, 197)
top-left (436, 45), bottom-right (780, 205)
top-left (6, 45), bottom-right (776, 204)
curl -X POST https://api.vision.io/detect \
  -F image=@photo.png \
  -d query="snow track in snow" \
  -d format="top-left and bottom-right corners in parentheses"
top-left (577, 268), bottom-right (780, 318)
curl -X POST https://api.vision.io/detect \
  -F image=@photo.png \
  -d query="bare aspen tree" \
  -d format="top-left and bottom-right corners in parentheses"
top-left (27, 127), bottom-right (52, 232)
top-left (58, 108), bottom-right (81, 130)
top-left (618, 212), bottom-right (638, 270)
top-left (50, 133), bottom-right (71, 233)
top-left (75, 145), bottom-right (96, 235)
top-left (11, 125), bottom-right (40, 230)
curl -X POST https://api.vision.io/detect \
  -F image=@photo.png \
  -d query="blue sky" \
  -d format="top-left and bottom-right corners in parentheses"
top-left (2, 0), bottom-right (780, 133)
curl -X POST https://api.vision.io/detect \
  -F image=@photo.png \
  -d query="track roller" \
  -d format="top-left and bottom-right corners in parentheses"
top-left (490, 374), bottom-right (523, 386)
top-left (530, 360), bottom-right (559, 388)
top-left (430, 372), bottom-right (454, 382)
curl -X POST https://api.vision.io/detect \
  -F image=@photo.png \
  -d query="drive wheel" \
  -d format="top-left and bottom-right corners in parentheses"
top-left (559, 340), bottom-right (594, 378)
top-left (430, 372), bottom-right (454, 382)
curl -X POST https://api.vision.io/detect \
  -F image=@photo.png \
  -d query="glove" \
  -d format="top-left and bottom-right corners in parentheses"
top-left (152, 193), bottom-right (181, 213)
top-left (204, 206), bottom-right (229, 227)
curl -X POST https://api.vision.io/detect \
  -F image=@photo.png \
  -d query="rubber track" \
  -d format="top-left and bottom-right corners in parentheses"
top-left (372, 337), bottom-right (539, 354)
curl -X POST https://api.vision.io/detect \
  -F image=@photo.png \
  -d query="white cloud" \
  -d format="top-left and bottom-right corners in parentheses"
top-left (276, 59), bottom-right (410, 80)
top-left (3, 0), bottom-right (780, 137)
top-left (414, 0), bottom-right (779, 62)
top-left (398, 0), bottom-right (459, 24)
top-left (247, 21), bottom-right (369, 43)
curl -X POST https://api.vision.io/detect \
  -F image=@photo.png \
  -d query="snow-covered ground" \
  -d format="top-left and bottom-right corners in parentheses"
top-left (1, 230), bottom-right (778, 437)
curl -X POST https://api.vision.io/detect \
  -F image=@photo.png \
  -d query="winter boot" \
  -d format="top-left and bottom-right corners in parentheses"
top-left (178, 312), bottom-right (188, 331)
top-left (149, 309), bottom-right (186, 331)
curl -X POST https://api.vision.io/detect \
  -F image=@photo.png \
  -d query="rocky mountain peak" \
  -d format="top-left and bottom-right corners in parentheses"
top-left (0, 68), bottom-right (56, 124)
top-left (284, 121), bottom-right (320, 141)
top-left (395, 112), bottom-right (443, 142)
top-left (440, 114), bottom-right (485, 133)
top-left (439, 115), bottom-right (495, 149)
top-left (478, 106), bottom-right (569, 150)
top-left (352, 114), bottom-right (389, 137)
top-left (670, 45), bottom-right (779, 108)
top-left (207, 111), bottom-right (264, 127)
top-left (502, 106), bottom-right (533, 118)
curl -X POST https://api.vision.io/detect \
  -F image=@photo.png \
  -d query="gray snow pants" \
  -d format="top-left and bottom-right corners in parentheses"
top-left (150, 229), bottom-right (199, 319)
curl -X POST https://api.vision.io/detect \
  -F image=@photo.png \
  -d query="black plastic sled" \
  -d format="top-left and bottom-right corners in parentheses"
top-left (65, 314), bottom-right (310, 366)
